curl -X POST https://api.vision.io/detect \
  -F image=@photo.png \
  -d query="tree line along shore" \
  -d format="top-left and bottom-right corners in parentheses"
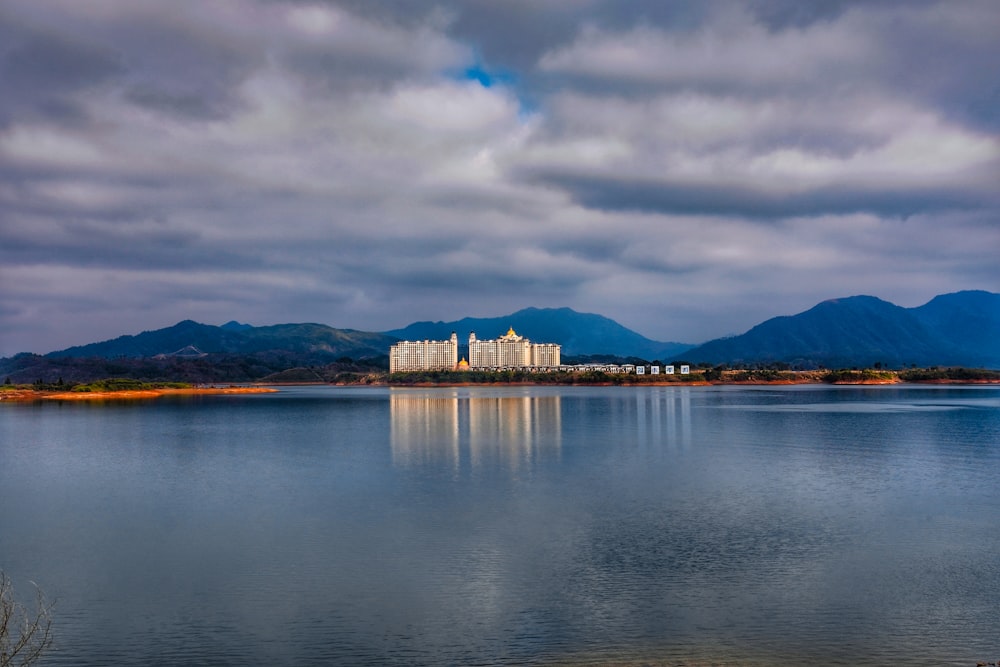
top-left (2, 367), bottom-right (997, 401)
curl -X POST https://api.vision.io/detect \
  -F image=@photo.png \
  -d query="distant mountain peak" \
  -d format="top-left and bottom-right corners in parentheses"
top-left (221, 320), bottom-right (253, 331)
top-left (818, 295), bottom-right (890, 306)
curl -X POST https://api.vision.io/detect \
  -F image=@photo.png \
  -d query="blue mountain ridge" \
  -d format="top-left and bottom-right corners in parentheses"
top-left (7, 291), bottom-right (997, 369)
top-left (685, 290), bottom-right (999, 368)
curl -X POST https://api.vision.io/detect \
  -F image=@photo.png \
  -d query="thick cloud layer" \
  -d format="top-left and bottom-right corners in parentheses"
top-left (1, 0), bottom-right (997, 355)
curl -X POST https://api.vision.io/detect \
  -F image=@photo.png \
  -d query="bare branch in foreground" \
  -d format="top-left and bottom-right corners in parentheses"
top-left (1, 572), bottom-right (53, 667)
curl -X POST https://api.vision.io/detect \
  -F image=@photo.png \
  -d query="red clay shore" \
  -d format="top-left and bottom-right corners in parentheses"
top-left (1, 386), bottom-right (278, 402)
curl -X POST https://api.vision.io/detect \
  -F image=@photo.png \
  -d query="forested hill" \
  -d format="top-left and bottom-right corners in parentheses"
top-left (1, 321), bottom-right (398, 384)
top-left (45, 320), bottom-right (396, 360)
top-left (686, 290), bottom-right (1000, 368)
top-left (384, 307), bottom-right (693, 359)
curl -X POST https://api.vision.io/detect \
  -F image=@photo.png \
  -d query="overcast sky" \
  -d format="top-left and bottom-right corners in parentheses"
top-left (2, 0), bottom-right (998, 356)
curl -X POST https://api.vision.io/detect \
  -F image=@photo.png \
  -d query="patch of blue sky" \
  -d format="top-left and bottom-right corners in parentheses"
top-left (450, 61), bottom-right (539, 118)
top-left (461, 62), bottom-right (514, 88)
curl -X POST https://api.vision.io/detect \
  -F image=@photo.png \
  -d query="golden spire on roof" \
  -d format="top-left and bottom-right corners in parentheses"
top-left (507, 326), bottom-right (516, 336)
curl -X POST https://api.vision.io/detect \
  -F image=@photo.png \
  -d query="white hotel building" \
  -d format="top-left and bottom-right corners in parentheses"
top-left (469, 327), bottom-right (560, 369)
top-left (389, 328), bottom-right (561, 372)
top-left (389, 332), bottom-right (458, 373)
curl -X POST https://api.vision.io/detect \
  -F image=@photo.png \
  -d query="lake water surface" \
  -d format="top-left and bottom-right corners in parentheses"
top-left (2, 384), bottom-right (999, 666)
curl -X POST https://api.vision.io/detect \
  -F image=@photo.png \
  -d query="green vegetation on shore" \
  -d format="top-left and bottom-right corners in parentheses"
top-left (0, 378), bottom-right (192, 393)
top-left (0, 353), bottom-right (389, 387)
top-left (822, 369), bottom-right (899, 383)
top-left (69, 379), bottom-right (192, 392)
top-left (898, 367), bottom-right (1000, 382)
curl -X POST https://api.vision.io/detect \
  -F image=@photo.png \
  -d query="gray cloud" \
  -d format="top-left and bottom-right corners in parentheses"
top-left (517, 170), bottom-right (996, 219)
top-left (2, 29), bottom-right (123, 90)
top-left (0, 23), bottom-right (120, 128)
top-left (1, 0), bottom-right (998, 356)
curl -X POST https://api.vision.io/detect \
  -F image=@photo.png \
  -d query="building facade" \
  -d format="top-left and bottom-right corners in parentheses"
top-left (529, 342), bottom-right (561, 367)
top-left (468, 327), bottom-right (561, 369)
top-left (389, 332), bottom-right (458, 372)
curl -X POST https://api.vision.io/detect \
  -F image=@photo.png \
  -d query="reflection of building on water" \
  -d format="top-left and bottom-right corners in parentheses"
top-left (390, 392), bottom-right (561, 470)
top-left (467, 394), bottom-right (561, 470)
top-left (391, 389), bottom-right (691, 469)
top-left (389, 394), bottom-right (461, 469)
top-left (635, 388), bottom-right (692, 450)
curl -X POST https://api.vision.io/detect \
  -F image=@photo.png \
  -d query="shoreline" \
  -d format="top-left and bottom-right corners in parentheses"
top-left (1, 386), bottom-right (278, 402)
top-left (4, 378), bottom-right (997, 402)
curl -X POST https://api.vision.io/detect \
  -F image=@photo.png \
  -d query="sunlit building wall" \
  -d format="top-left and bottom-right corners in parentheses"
top-left (529, 343), bottom-right (561, 367)
top-left (389, 332), bottom-right (458, 372)
top-left (468, 328), bottom-right (561, 369)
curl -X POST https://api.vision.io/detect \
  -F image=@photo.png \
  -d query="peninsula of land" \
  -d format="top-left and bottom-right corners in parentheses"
top-left (1, 384), bottom-right (276, 402)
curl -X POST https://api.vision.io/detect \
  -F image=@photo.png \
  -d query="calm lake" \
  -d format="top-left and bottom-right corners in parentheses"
top-left (2, 384), bottom-right (999, 666)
